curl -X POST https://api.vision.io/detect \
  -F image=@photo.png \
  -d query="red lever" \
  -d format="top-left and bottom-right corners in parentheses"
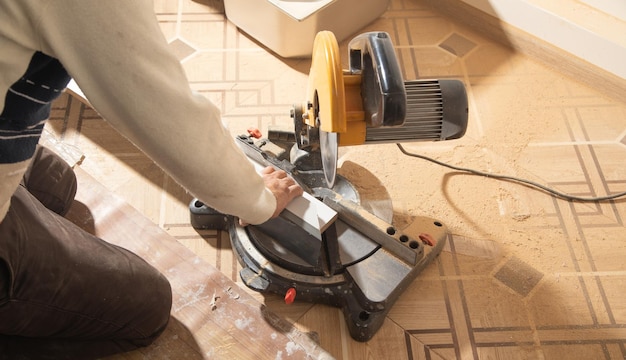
top-left (419, 233), bottom-right (436, 246)
top-left (284, 287), bottom-right (296, 305)
top-left (247, 127), bottom-right (262, 139)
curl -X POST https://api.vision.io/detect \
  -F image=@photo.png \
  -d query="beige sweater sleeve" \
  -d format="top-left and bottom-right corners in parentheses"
top-left (33, 0), bottom-right (276, 224)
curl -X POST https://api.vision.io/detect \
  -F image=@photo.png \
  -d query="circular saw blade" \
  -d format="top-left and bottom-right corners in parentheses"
top-left (320, 129), bottom-right (338, 188)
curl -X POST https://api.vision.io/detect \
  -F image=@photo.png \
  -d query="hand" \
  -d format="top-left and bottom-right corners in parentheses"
top-left (261, 166), bottom-right (303, 219)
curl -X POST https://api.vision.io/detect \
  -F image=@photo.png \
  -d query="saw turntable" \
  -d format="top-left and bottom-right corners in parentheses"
top-left (190, 31), bottom-right (468, 341)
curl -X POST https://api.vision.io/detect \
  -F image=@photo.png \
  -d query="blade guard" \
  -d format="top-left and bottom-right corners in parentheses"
top-left (303, 31), bottom-right (367, 147)
top-left (303, 31), bottom-right (346, 134)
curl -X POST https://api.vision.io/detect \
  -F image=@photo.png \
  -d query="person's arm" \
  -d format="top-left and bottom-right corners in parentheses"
top-left (34, 0), bottom-right (289, 224)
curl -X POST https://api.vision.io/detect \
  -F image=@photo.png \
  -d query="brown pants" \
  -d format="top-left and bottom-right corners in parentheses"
top-left (0, 147), bottom-right (172, 359)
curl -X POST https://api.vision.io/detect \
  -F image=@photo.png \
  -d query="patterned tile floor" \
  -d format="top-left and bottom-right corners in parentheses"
top-left (46, 0), bottom-right (626, 359)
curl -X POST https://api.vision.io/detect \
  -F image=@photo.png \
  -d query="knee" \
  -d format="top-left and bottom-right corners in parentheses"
top-left (21, 145), bottom-right (77, 216)
top-left (133, 274), bottom-right (172, 347)
top-left (153, 274), bottom-right (173, 332)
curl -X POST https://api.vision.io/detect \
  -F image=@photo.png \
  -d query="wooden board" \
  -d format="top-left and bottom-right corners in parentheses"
top-left (249, 158), bottom-right (338, 239)
top-left (66, 167), bottom-right (334, 360)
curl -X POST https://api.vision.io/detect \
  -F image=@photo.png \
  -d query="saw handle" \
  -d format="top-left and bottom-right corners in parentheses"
top-left (348, 32), bottom-right (406, 128)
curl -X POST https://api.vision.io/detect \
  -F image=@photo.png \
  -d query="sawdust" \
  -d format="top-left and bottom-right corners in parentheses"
top-left (209, 291), bottom-right (220, 311)
top-left (340, 143), bottom-right (522, 234)
top-left (335, 136), bottom-right (569, 271)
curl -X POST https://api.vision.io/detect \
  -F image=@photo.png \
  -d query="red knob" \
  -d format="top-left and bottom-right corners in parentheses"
top-left (284, 287), bottom-right (296, 305)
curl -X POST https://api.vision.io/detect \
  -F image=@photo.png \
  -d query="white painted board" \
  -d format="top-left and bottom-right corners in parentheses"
top-left (249, 160), bottom-right (337, 239)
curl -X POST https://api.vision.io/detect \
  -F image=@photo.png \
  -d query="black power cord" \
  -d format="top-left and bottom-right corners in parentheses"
top-left (396, 143), bottom-right (626, 202)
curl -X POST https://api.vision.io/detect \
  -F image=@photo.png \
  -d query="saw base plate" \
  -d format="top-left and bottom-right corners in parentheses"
top-left (189, 133), bottom-right (448, 342)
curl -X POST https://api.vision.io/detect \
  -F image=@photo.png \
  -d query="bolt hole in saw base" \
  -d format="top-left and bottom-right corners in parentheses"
top-left (190, 31), bottom-right (468, 341)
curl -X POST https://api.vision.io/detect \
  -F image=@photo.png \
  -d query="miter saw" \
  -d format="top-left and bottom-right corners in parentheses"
top-left (190, 31), bottom-right (468, 341)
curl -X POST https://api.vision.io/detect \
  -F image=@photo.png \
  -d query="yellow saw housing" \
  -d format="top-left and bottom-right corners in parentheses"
top-left (303, 31), bottom-right (366, 146)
